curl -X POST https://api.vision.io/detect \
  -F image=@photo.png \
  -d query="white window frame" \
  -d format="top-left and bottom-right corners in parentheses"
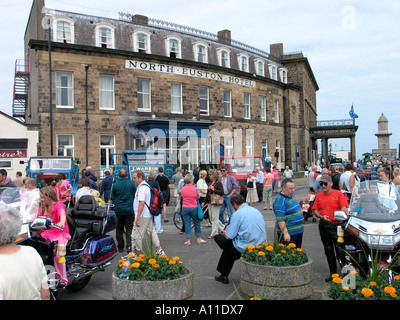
top-left (223, 89), bottom-right (232, 118)
top-left (56, 71), bottom-right (74, 108)
top-left (217, 48), bottom-right (230, 68)
top-left (137, 78), bottom-right (151, 112)
top-left (53, 17), bottom-right (75, 44)
top-left (0, 160), bottom-right (12, 169)
top-left (246, 137), bottom-right (253, 156)
top-left (99, 75), bottom-right (115, 110)
top-left (171, 82), bottom-right (182, 114)
top-left (254, 59), bottom-right (265, 77)
top-left (225, 136), bottom-right (233, 157)
top-left (100, 134), bottom-right (116, 169)
top-left (268, 63), bottom-right (278, 80)
top-left (244, 93), bottom-right (251, 120)
top-left (238, 53), bottom-right (250, 72)
top-left (274, 99), bottom-right (280, 123)
top-left (193, 42), bottom-right (208, 63)
top-left (260, 96), bottom-right (267, 121)
top-left (133, 29), bottom-right (151, 53)
top-left (199, 86), bottom-right (209, 116)
top-left (57, 134), bottom-right (74, 157)
top-left (279, 67), bottom-right (288, 83)
top-left (95, 23), bottom-right (115, 49)
top-left (165, 36), bottom-right (182, 58)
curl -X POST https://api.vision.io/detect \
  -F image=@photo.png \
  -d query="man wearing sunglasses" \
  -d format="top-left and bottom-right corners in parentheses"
top-left (312, 174), bottom-right (348, 282)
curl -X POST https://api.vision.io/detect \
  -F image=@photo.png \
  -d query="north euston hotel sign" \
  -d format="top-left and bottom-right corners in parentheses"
top-left (125, 60), bottom-right (256, 88)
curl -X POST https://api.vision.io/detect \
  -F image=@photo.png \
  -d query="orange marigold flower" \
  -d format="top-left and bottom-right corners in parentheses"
top-left (132, 262), bottom-right (140, 269)
top-left (296, 248), bottom-right (303, 253)
top-left (384, 286), bottom-right (396, 295)
top-left (287, 243), bottom-right (296, 249)
top-left (148, 259), bottom-right (157, 265)
top-left (281, 250), bottom-right (287, 254)
top-left (154, 264), bottom-right (160, 268)
top-left (369, 282), bottom-right (377, 287)
top-left (160, 254), bottom-right (168, 259)
top-left (266, 246), bottom-right (274, 251)
top-left (361, 288), bottom-right (373, 298)
top-left (395, 275), bottom-right (400, 281)
top-left (332, 277), bottom-right (342, 284)
top-left (258, 251), bottom-right (266, 256)
top-left (332, 273), bottom-right (340, 278)
top-left (391, 293), bottom-right (397, 298)
top-left (169, 259), bottom-right (176, 265)
top-left (342, 287), bottom-right (351, 292)
top-left (172, 256), bottom-right (180, 261)
top-left (278, 243), bottom-right (284, 248)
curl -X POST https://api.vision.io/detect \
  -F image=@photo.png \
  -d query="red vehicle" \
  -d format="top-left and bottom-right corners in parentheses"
top-left (220, 155), bottom-right (265, 195)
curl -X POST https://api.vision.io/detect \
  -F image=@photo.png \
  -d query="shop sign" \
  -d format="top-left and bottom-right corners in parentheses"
top-left (126, 60), bottom-right (256, 88)
top-left (0, 149), bottom-right (27, 158)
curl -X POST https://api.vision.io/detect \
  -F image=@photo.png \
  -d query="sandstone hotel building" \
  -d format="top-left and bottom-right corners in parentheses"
top-left (18, 0), bottom-right (318, 174)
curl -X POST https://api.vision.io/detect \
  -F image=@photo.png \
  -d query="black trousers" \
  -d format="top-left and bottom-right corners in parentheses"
top-left (318, 221), bottom-right (345, 274)
top-left (214, 234), bottom-right (242, 277)
top-left (116, 214), bottom-right (135, 250)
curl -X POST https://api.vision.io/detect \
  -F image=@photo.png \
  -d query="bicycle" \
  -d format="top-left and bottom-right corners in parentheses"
top-left (173, 211), bottom-right (194, 232)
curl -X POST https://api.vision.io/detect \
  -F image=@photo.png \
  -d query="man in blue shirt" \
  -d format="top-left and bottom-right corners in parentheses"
top-left (214, 194), bottom-right (267, 284)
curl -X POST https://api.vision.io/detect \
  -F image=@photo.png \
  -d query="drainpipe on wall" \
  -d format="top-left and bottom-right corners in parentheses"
top-left (85, 65), bottom-right (89, 167)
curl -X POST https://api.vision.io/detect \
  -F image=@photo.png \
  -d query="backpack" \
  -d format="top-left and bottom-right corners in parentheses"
top-left (140, 183), bottom-right (164, 216)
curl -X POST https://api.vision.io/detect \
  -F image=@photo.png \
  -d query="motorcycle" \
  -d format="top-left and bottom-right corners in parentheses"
top-left (0, 187), bottom-right (118, 299)
top-left (334, 180), bottom-right (400, 279)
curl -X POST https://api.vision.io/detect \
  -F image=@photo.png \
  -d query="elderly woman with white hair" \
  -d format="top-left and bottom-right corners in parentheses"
top-left (0, 206), bottom-right (50, 300)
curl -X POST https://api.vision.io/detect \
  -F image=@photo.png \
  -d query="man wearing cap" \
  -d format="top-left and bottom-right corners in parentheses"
top-left (312, 174), bottom-right (348, 281)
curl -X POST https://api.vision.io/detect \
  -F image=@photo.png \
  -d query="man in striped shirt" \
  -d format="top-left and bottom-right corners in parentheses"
top-left (273, 178), bottom-right (304, 248)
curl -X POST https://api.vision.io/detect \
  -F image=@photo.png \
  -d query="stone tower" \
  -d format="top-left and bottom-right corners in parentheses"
top-left (372, 113), bottom-right (396, 158)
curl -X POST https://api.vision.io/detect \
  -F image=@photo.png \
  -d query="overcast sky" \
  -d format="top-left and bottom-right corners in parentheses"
top-left (1, 0), bottom-right (399, 159)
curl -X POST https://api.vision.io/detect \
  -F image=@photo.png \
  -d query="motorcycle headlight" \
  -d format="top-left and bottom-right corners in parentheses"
top-left (368, 235), bottom-right (393, 249)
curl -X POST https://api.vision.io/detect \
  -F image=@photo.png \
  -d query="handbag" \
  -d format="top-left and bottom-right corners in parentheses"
top-left (247, 180), bottom-right (254, 188)
top-left (197, 197), bottom-right (204, 220)
top-left (210, 194), bottom-right (224, 205)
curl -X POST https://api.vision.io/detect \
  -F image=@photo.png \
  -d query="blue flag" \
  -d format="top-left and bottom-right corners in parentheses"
top-left (349, 104), bottom-right (358, 119)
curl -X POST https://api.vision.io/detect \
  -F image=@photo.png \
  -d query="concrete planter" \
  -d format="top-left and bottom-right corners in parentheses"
top-left (112, 267), bottom-right (194, 300)
top-left (240, 258), bottom-right (313, 300)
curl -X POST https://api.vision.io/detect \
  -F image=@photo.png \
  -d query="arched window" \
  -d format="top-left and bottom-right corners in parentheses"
top-left (165, 36), bottom-right (182, 58)
top-left (95, 23), bottom-right (115, 49)
top-left (217, 48), bottom-right (230, 68)
top-left (238, 54), bottom-right (249, 72)
top-left (133, 30), bottom-right (151, 53)
top-left (193, 42), bottom-right (208, 63)
top-left (53, 17), bottom-right (75, 43)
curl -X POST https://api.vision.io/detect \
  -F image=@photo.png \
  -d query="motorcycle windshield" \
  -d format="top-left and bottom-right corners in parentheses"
top-left (0, 187), bottom-right (40, 224)
top-left (350, 180), bottom-right (400, 222)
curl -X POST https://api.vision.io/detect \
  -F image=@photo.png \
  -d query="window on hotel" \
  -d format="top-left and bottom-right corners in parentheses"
top-left (244, 93), bottom-right (251, 119)
top-left (193, 42), bottom-right (208, 63)
top-left (171, 82), bottom-right (182, 113)
top-left (223, 89), bottom-right (232, 117)
top-left (246, 137), bottom-right (253, 156)
top-left (100, 134), bottom-right (115, 169)
top-left (255, 60), bottom-right (265, 77)
top-left (166, 37), bottom-right (182, 58)
top-left (279, 68), bottom-right (288, 83)
top-left (54, 19), bottom-right (74, 43)
top-left (217, 48), bottom-right (230, 68)
top-left (260, 96), bottom-right (266, 121)
top-left (56, 71), bottom-right (74, 108)
top-left (199, 86), bottom-right (209, 116)
top-left (99, 75), bottom-right (115, 110)
top-left (57, 134), bottom-right (74, 157)
top-left (238, 54), bottom-right (249, 72)
top-left (95, 24), bottom-right (115, 49)
top-left (137, 78), bottom-right (151, 111)
top-left (134, 31), bottom-right (151, 53)
top-left (269, 64), bottom-right (278, 80)
top-left (274, 99), bottom-right (280, 123)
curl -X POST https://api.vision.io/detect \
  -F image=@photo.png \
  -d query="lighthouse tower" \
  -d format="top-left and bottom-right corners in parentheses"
top-left (372, 113), bottom-right (396, 158)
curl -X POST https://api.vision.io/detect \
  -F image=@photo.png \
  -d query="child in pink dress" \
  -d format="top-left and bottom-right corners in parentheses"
top-left (38, 187), bottom-right (71, 285)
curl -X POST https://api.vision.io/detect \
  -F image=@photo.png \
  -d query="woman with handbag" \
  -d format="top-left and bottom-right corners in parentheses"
top-left (245, 172), bottom-right (258, 205)
top-left (204, 169), bottom-right (225, 239)
top-left (180, 173), bottom-right (207, 245)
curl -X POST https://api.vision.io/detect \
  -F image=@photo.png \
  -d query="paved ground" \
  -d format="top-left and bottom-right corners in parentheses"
top-left (59, 176), bottom-right (331, 300)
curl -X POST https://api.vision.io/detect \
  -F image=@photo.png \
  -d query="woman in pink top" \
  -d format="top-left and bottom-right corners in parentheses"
top-left (37, 187), bottom-right (71, 285)
top-left (263, 167), bottom-right (275, 210)
top-left (180, 173), bottom-right (206, 245)
top-left (272, 166), bottom-right (280, 193)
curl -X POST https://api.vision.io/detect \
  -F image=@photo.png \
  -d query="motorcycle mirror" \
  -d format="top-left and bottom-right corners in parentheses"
top-left (334, 210), bottom-right (348, 221)
top-left (31, 217), bottom-right (51, 230)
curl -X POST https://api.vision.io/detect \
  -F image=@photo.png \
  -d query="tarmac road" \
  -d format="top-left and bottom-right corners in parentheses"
top-left (58, 176), bottom-right (330, 300)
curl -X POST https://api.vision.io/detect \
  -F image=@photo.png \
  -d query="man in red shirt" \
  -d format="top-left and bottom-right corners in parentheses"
top-left (312, 174), bottom-right (348, 281)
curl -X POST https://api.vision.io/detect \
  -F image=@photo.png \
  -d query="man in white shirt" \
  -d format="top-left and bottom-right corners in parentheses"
top-left (283, 166), bottom-right (293, 179)
top-left (131, 170), bottom-right (163, 256)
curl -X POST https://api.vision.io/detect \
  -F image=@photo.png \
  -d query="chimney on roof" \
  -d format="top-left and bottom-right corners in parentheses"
top-left (132, 14), bottom-right (149, 26)
top-left (270, 43), bottom-right (284, 58)
top-left (218, 30), bottom-right (231, 45)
